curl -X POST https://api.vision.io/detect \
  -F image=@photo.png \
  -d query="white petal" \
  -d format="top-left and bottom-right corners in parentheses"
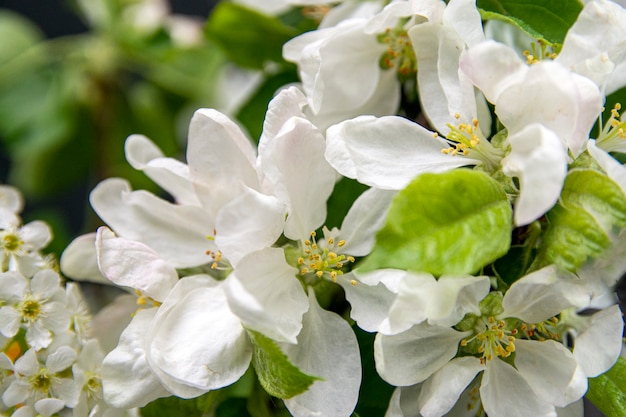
top-left (501, 266), bottom-right (580, 323)
top-left (460, 40), bottom-right (528, 104)
top-left (556, 399), bottom-right (584, 417)
top-left (515, 339), bottom-right (587, 407)
top-left (0, 270), bottom-right (27, 299)
top-left (418, 357), bottom-right (483, 417)
top-left (2, 380), bottom-right (30, 407)
top-left (443, 0), bottom-right (485, 47)
top-left (338, 187), bottom-right (396, 257)
top-left (215, 187), bottom-right (286, 266)
top-left (427, 275), bottom-right (491, 327)
top-left (90, 178), bottom-right (215, 268)
top-left (573, 304), bottom-right (624, 377)
top-left (125, 134), bottom-right (199, 206)
top-left (46, 346), bottom-right (76, 373)
top-left (26, 321), bottom-right (53, 350)
top-left (224, 248), bottom-right (308, 344)
top-left (409, 22), bottom-right (480, 135)
top-left (60, 233), bottom-right (107, 284)
top-left (480, 359), bottom-right (556, 417)
top-left (325, 115), bottom-right (478, 190)
top-left (283, 290), bottom-right (361, 417)
top-left (90, 293), bottom-right (137, 354)
top-left (259, 117), bottom-right (335, 240)
top-left (14, 348), bottom-right (39, 375)
top-left (555, 0), bottom-right (626, 92)
top-left (0, 307), bottom-right (21, 338)
top-left (374, 323), bottom-right (469, 386)
top-left (34, 398), bottom-right (65, 417)
top-left (96, 227), bottom-right (178, 301)
top-left (0, 184), bottom-right (23, 213)
top-left (496, 62), bottom-right (602, 157)
top-left (387, 272), bottom-right (437, 333)
top-left (501, 123), bottom-right (568, 226)
top-left (259, 87), bottom-right (308, 151)
top-left (284, 19), bottom-right (386, 115)
top-left (186, 108), bottom-right (259, 216)
top-left (147, 275), bottom-right (251, 393)
top-left (19, 220), bottom-right (52, 250)
top-left (339, 273), bottom-right (398, 334)
top-left (30, 269), bottom-right (61, 298)
top-left (102, 308), bottom-right (171, 408)
top-left (385, 385), bottom-right (423, 417)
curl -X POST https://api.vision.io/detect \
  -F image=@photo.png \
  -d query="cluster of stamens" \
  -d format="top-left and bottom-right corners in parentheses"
top-left (378, 25), bottom-right (417, 79)
top-left (461, 317), bottom-right (517, 365)
top-left (520, 316), bottom-right (560, 341)
top-left (597, 103), bottom-right (626, 151)
top-left (437, 114), bottom-right (504, 172)
top-left (439, 115), bottom-right (483, 156)
top-left (135, 289), bottom-right (161, 309)
top-left (297, 231), bottom-right (356, 285)
top-left (523, 40), bottom-right (558, 64)
top-left (1, 231), bottom-right (23, 253)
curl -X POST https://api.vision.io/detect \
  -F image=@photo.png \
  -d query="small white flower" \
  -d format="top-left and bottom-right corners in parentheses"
top-left (0, 220), bottom-right (52, 275)
top-left (2, 346), bottom-right (79, 409)
top-left (0, 270), bottom-right (70, 350)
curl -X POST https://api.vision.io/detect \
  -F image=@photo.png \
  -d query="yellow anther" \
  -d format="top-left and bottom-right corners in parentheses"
top-left (328, 252), bottom-right (337, 260)
top-left (338, 240), bottom-right (345, 247)
top-left (454, 113), bottom-right (461, 119)
top-left (137, 296), bottom-right (147, 306)
top-left (316, 271), bottom-right (324, 278)
top-left (304, 240), bottom-right (311, 246)
top-left (310, 231), bottom-right (316, 237)
top-left (350, 280), bottom-right (357, 286)
top-left (347, 256), bottom-right (356, 263)
top-left (211, 262), bottom-right (218, 269)
top-left (215, 251), bottom-right (222, 262)
top-left (330, 271), bottom-right (337, 281)
top-left (460, 339), bottom-right (468, 346)
top-left (328, 237), bottom-right (334, 245)
top-left (311, 243), bottom-right (318, 250)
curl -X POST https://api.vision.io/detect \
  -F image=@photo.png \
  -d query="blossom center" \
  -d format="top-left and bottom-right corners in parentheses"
top-left (523, 40), bottom-right (559, 64)
top-left (438, 115), bottom-right (504, 171)
top-left (1, 232), bottom-right (22, 252)
top-left (29, 369), bottom-right (53, 393)
top-left (295, 230), bottom-right (355, 286)
top-left (20, 297), bottom-right (42, 322)
top-left (378, 24), bottom-right (417, 81)
top-left (461, 316), bottom-right (517, 364)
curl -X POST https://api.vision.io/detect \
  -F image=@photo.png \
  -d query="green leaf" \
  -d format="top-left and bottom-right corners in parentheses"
top-left (140, 391), bottom-right (220, 417)
top-left (248, 329), bottom-right (321, 399)
top-left (359, 170), bottom-right (512, 275)
top-left (587, 357), bottom-right (626, 417)
top-left (0, 10), bottom-right (43, 66)
top-left (476, 0), bottom-right (584, 45)
top-left (205, 3), bottom-right (297, 69)
top-left (533, 168), bottom-right (626, 271)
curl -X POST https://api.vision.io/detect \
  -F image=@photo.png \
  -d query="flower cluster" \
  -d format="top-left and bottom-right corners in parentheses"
top-left (8, 0), bottom-right (626, 416)
top-left (0, 185), bottom-right (128, 417)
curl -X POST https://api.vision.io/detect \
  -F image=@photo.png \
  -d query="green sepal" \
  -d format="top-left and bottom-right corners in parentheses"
top-left (248, 329), bottom-right (322, 399)
top-left (587, 356), bottom-right (626, 417)
top-left (533, 168), bottom-right (626, 271)
top-left (204, 3), bottom-right (297, 69)
top-left (359, 170), bottom-right (512, 276)
top-left (476, 0), bottom-right (584, 45)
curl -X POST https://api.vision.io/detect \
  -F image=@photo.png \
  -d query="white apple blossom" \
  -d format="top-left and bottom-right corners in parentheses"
top-left (374, 266), bottom-right (621, 417)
